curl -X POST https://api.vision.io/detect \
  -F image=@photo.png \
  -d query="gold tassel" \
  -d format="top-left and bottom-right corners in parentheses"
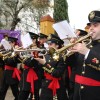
top-left (32, 94), bottom-right (35, 100)
top-left (53, 94), bottom-right (57, 100)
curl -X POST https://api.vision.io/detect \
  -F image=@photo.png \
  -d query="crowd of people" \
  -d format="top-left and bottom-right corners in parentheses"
top-left (0, 10), bottom-right (100, 100)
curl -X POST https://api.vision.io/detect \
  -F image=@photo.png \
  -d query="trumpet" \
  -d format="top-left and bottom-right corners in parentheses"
top-left (14, 48), bottom-right (46, 52)
top-left (13, 47), bottom-right (47, 59)
top-left (50, 34), bottom-right (91, 61)
top-left (0, 51), bottom-right (12, 60)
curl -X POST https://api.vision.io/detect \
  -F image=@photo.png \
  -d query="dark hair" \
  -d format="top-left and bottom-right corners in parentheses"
top-left (3, 34), bottom-right (8, 38)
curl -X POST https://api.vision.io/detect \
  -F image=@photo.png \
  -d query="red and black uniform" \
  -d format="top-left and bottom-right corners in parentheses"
top-left (65, 29), bottom-right (89, 100)
top-left (18, 57), bottom-right (43, 100)
top-left (72, 40), bottom-right (100, 100)
top-left (40, 53), bottom-right (69, 100)
top-left (0, 55), bottom-right (21, 100)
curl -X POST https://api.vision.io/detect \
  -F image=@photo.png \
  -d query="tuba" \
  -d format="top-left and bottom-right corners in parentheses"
top-left (49, 34), bottom-right (91, 61)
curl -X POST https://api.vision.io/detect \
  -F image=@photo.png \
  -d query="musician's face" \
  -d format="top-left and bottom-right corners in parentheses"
top-left (9, 42), bottom-right (15, 46)
top-left (43, 38), bottom-right (47, 42)
top-left (32, 39), bottom-right (36, 44)
top-left (89, 22), bottom-right (100, 40)
top-left (75, 29), bottom-right (80, 36)
top-left (48, 43), bottom-right (58, 49)
top-left (39, 38), bottom-right (44, 44)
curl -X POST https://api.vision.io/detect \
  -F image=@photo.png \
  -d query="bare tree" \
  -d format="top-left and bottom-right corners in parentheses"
top-left (0, 0), bottom-right (50, 30)
top-left (30, 0), bottom-right (50, 32)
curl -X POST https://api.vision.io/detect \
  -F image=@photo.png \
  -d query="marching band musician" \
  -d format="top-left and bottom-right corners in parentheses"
top-left (18, 32), bottom-right (44, 100)
top-left (8, 36), bottom-right (23, 72)
top-left (29, 32), bottom-right (45, 85)
top-left (18, 57), bottom-right (38, 100)
top-left (66, 29), bottom-right (88, 100)
top-left (0, 37), bottom-right (21, 100)
top-left (35, 34), bottom-right (69, 100)
top-left (68, 10), bottom-right (100, 100)
top-left (29, 32), bottom-right (45, 100)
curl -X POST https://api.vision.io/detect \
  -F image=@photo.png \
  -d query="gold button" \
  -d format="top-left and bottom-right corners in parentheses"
top-left (90, 45), bottom-right (93, 48)
top-left (82, 71), bottom-right (85, 74)
top-left (81, 86), bottom-right (84, 89)
top-left (83, 64), bottom-right (86, 67)
top-left (46, 80), bottom-right (48, 83)
top-left (48, 60), bottom-right (50, 62)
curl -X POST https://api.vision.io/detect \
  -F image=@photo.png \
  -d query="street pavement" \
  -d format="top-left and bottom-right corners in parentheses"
top-left (5, 88), bottom-right (14, 100)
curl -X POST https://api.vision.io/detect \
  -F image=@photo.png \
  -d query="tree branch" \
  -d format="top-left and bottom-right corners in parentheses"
top-left (3, 3), bottom-right (15, 16)
top-left (14, 0), bottom-right (19, 13)
top-left (2, 10), bottom-right (13, 18)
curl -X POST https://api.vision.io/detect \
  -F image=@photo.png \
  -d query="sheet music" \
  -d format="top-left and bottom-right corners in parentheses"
top-left (21, 33), bottom-right (33, 48)
top-left (53, 20), bottom-right (77, 39)
top-left (0, 39), bottom-right (11, 50)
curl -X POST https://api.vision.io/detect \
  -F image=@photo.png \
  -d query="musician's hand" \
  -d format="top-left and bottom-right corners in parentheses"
top-left (70, 38), bottom-right (77, 43)
top-left (70, 42), bottom-right (90, 55)
top-left (34, 56), bottom-right (46, 65)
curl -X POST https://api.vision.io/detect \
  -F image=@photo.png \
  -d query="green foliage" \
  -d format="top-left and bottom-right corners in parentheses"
top-left (53, 0), bottom-right (69, 22)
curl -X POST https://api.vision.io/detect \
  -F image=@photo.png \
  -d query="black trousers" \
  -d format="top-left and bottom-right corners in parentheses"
top-left (0, 68), bottom-right (3, 89)
top-left (18, 91), bottom-right (30, 100)
top-left (18, 89), bottom-right (40, 100)
top-left (0, 83), bottom-right (19, 100)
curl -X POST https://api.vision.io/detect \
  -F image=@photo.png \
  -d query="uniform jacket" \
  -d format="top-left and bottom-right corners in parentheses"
top-left (19, 58), bottom-right (43, 92)
top-left (40, 54), bottom-right (69, 100)
top-left (72, 40), bottom-right (100, 100)
top-left (2, 55), bottom-right (21, 85)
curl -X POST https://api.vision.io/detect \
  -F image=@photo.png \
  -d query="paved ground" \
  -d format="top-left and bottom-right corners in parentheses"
top-left (3, 87), bottom-right (42, 100)
top-left (5, 88), bottom-right (14, 100)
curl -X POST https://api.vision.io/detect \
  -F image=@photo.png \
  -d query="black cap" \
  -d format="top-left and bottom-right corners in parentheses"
top-left (47, 34), bottom-right (64, 46)
top-left (3, 34), bottom-right (8, 38)
top-left (8, 37), bottom-right (18, 43)
top-left (39, 33), bottom-right (48, 39)
top-left (87, 23), bottom-right (91, 26)
top-left (77, 29), bottom-right (88, 36)
top-left (28, 32), bottom-right (39, 39)
top-left (88, 10), bottom-right (100, 23)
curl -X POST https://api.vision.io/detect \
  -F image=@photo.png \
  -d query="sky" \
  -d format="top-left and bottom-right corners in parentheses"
top-left (67, 0), bottom-right (100, 30)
